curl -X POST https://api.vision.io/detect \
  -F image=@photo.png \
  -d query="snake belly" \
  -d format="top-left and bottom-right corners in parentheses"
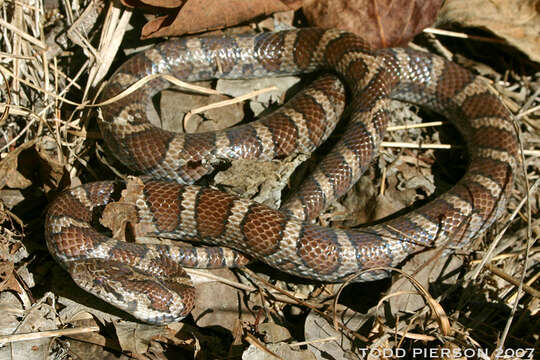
top-left (45, 28), bottom-right (518, 324)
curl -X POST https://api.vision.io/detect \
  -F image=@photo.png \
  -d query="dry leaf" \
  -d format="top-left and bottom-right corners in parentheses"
top-left (190, 268), bottom-right (255, 331)
top-left (100, 177), bottom-right (145, 240)
top-left (0, 260), bottom-right (23, 294)
top-left (0, 140), bottom-right (36, 190)
top-left (100, 201), bottom-right (139, 241)
top-left (122, 0), bottom-right (302, 39)
top-left (243, 342), bottom-right (317, 360)
top-left (113, 321), bottom-right (166, 354)
top-left (387, 249), bottom-right (463, 314)
top-left (302, 0), bottom-right (444, 48)
top-left (0, 291), bottom-right (25, 334)
top-left (36, 136), bottom-right (68, 193)
top-left (258, 323), bottom-right (292, 344)
top-left (304, 309), bottom-right (369, 359)
top-left (160, 90), bottom-right (244, 133)
top-left (0, 293), bottom-right (57, 359)
top-left (438, 0), bottom-right (540, 62)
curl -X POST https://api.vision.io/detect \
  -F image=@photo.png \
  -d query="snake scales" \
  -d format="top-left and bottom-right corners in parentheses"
top-left (45, 28), bottom-right (518, 324)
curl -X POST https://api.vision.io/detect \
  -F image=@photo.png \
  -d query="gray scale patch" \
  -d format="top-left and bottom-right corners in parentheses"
top-left (475, 148), bottom-right (517, 170)
top-left (179, 186), bottom-right (200, 237)
top-left (223, 198), bottom-right (252, 250)
top-left (333, 229), bottom-right (359, 277)
top-left (334, 142), bottom-right (360, 181)
top-left (282, 108), bottom-right (312, 153)
top-left (281, 31), bottom-right (303, 72)
top-left (470, 116), bottom-right (514, 132)
top-left (311, 169), bottom-right (334, 204)
top-left (453, 78), bottom-right (489, 105)
top-left (252, 122), bottom-right (276, 159)
top-left (70, 187), bottom-right (93, 210)
top-left (48, 216), bottom-right (90, 235)
top-left (194, 247), bottom-right (210, 268)
top-left (282, 198), bottom-right (306, 221)
top-left (265, 219), bottom-right (302, 267)
top-left (466, 173), bottom-right (503, 199)
top-left (221, 248), bottom-right (238, 267)
top-left (311, 29), bottom-right (344, 66)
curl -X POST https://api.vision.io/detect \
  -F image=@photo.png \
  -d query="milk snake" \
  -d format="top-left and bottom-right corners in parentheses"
top-left (45, 28), bottom-right (518, 324)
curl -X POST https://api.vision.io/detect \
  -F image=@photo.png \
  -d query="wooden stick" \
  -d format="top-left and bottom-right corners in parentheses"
top-left (0, 326), bottom-right (100, 344)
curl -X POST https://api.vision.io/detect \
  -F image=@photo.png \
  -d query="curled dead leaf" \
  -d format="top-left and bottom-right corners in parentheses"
top-left (113, 321), bottom-right (166, 354)
top-left (0, 260), bottom-right (23, 294)
top-left (122, 0), bottom-right (302, 39)
top-left (100, 202), bottom-right (138, 241)
top-left (0, 140), bottom-right (36, 190)
top-left (303, 0), bottom-right (444, 48)
top-left (100, 177), bottom-right (144, 240)
top-left (438, 0), bottom-right (540, 62)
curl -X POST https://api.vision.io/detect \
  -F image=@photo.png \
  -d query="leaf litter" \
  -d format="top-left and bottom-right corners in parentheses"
top-left (0, 0), bottom-right (538, 358)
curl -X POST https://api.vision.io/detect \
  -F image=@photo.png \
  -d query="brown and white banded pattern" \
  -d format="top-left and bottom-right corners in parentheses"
top-left (45, 28), bottom-right (518, 324)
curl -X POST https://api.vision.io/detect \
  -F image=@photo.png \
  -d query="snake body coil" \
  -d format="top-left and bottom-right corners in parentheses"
top-left (45, 29), bottom-right (518, 324)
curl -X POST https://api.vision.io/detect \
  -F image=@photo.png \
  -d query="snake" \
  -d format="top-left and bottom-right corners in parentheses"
top-left (45, 28), bottom-right (518, 324)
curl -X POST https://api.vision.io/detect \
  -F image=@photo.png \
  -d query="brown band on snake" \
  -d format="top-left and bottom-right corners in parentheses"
top-left (46, 28), bottom-right (518, 324)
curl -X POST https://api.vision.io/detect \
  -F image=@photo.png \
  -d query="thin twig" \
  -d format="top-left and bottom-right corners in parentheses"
top-left (381, 141), bottom-right (539, 156)
top-left (0, 326), bottom-right (100, 344)
top-left (381, 141), bottom-right (454, 150)
top-left (423, 27), bottom-right (505, 44)
top-left (485, 263), bottom-right (540, 298)
top-left (516, 104), bottom-right (540, 119)
top-left (387, 121), bottom-right (444, 131)
top-left (0, 17), bottom-right (47, 49)
top-left (289, 336), bottom-right (339, 347)
top-left (183, 86), bottom-right (279, 130)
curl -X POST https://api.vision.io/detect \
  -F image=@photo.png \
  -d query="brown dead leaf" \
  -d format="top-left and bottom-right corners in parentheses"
top-left (160, 88), bottom-right (244, 133)
top-left (36, 136), bottom-right (68, 193)
top-left (0, 293), bottom-right (56, 359)
top-left (387, 249), bottom-right (463, 314)
top-left (438, 0), bottom-right (540, 62)
top-left (243, 341), bottom-right (317, 359)
top-left (190, 268), bottom-right (255, 331)
top-left (302, 0), bottom-right (444, 48)
top-left (258, 323), bottom-right (292, 344)
top-left (0, 260), bottom-right (23, 293)
top-left (113, 321), bottom-right (166, 354)
top-left (100, 178), bottom-right (144, 241)
top-left (122, 0), bottom-right (302, 39)
top-left (304, 309), bottom-right (369, 359)
top-left (0, 189), bottom-right (25, 209)
top-left (100, 201), bottom-right (138, 241)
top-left (0, 140), bottom-right (36, 190)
